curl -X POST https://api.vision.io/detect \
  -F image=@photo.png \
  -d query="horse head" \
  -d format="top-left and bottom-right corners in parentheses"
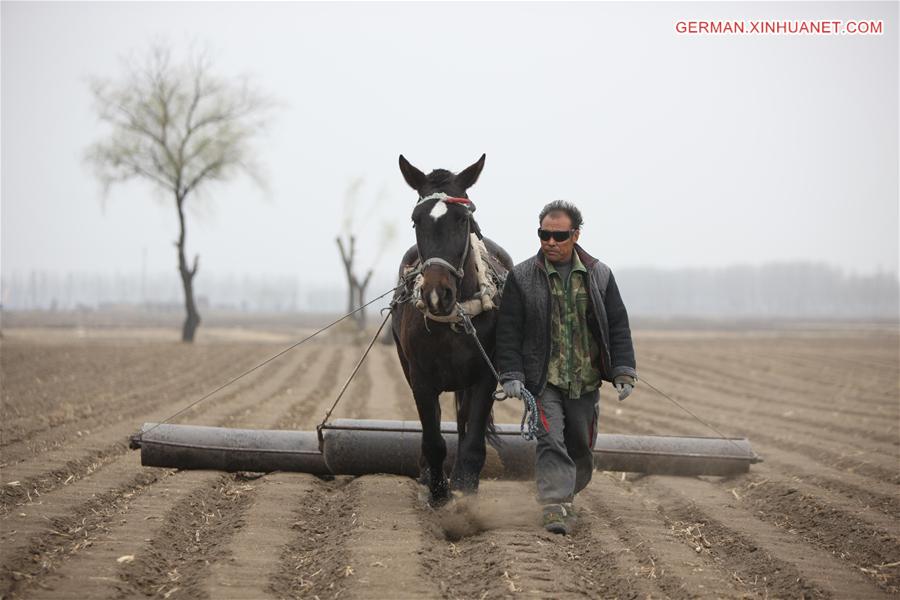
top-left (399, 154), bottom-right (485, 316)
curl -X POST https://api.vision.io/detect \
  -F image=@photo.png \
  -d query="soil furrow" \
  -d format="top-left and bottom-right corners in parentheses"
top-left (0, 454), bottom-right (172, 599)
top-left (3, 324), bottom-right (896, 599)
top-left (341, 340), bottom-right (374, 420)
top-left (115, 473), bottom-right (258, 599)
top-left (735, 477), bottom-right (900, 593)
top-left (214, 345), bottom-right (324, 430)
top-left (762, 348), bottom-right (900, 382)
top-left (0, 345), bottom-right (252, 466)
top-left (582, 475), bottom-right (751, 598)
top-left (478, 481), bottom-right (592, 599)
top-left (1, 344), bottom-right (240, 437)
top-left (0, 343), bottom-right (315, 594)
top-left (650, 337), bottom-right (899, 393)
top-left (13, 342), bottom-right (330, 600)
top-left (273, 345), bottom-right (345, 429)
top-left (566, 499), bottom-right (664, 599)
top-left (638, 362), bottom-right (899, 449)
top-left (344, 476), bottom-right (434, 598)
top-left (32, 470), bottom-right (222, 600)
top-left (618, 372), bottom-right (900, 482)
top-left (415, 487), bottom-right (519, 600)
top-left (268, 477), bottom-right (357, 600)
top-left (643, 349), bottom-right (898, 420)
top-left (206, 473), bottom-right (322, 600)
top-left (0, 343), bottom-right (308, 513)
top-left (602, 412), bottom-right (900, 527)
top-left (0, 342), bottom-right (179, 409)
top-left (381, 344), bottom-right (418, 420)
top-left (204, 342), bottom-right (350, 599)
top-left (640, 475), bottom-right (895, 599)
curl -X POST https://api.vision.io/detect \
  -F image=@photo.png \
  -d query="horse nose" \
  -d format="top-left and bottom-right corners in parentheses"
top-left (426, 284), bottom-right (455, 315)
top-left (441, 287), bottom-right (455, 311)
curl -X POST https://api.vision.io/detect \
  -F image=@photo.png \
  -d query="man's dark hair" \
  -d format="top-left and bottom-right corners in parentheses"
top-left (539, 200), bottom-right (583, 230)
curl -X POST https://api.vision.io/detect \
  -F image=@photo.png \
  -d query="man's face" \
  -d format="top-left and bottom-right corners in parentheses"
top-left (539, 211), bottom-right (580, 264)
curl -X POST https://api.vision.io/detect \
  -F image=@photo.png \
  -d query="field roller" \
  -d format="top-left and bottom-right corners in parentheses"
top-left (130, 418), bottom-right (761, 478)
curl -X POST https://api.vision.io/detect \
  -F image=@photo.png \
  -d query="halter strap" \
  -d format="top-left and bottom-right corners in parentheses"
top-left (421, 256), bottom-right (465, 279)
top-left (417, 192), bottom-right (476, 211)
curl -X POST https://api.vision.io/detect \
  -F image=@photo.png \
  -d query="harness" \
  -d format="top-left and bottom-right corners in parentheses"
top-left (391, 193), bottom-right (538, 437)
top-left (395, 193), bottom-right (505, 326)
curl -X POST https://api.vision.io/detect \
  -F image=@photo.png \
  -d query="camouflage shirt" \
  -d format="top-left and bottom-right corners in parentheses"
top-left (545, 253), bottom-right (602, 399)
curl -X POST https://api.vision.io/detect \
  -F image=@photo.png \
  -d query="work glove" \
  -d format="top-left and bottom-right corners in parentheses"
top-left (614, 375), bottom-right (635, 402)
top-left (502, 379), bottom-right (525, 400)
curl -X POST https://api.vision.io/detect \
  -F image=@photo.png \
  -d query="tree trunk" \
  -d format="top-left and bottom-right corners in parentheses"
top-left (356, 269), bottom-right (373, 330)
top-left (176, 194), bottom-right (201, 342)
top-left (337, 236), bottom-right (364, 329)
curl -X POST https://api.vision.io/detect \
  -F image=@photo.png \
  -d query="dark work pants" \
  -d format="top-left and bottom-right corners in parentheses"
top-left (534, 383), bottom-right (600, 504)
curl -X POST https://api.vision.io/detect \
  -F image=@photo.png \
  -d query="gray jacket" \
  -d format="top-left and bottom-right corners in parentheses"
top-left (495, 245), bottom-right (637, 395)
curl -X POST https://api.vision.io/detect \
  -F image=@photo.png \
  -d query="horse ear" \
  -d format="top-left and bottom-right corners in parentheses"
top-left (399, 155), bottom-right (427, 191)
top-left (455, 154), bottom-right (486, 191)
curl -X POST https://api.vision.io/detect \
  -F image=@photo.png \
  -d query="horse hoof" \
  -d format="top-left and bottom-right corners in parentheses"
top-left (450, 475), bottom-right (480, 496)
top-left (428, 483), bottom-right (452, 507)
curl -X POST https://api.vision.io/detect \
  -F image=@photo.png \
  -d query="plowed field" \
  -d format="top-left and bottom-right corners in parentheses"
top-left (1, 323), bottom-right (898, 599)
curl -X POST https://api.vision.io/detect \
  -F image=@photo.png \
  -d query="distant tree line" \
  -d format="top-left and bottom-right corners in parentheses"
top-left (617, 262), bottom-right (899, 319)
top-left (3, 262), bottom-right (897, 320)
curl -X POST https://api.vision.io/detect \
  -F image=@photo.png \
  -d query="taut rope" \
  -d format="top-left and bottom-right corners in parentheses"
top-left (130, 284), bottom-right (403, 448)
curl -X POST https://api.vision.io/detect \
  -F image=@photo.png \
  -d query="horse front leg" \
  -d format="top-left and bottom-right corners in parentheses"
top-left (413, 386), bottom-right (450, 506)
top-left (451, 375), bottom-right (496, 494)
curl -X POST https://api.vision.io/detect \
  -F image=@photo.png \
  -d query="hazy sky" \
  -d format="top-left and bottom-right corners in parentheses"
top-left (2, 1), bottom-right (898, 290)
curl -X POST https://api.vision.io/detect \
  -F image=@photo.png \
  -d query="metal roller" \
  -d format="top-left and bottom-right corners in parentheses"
top-left (132, 422), bottom-right (329, 475)
top-left (320, 419), bottom-right (760, 477)
top-left (592, 432), bottom-right (760, 476)
top-left (132, 419), bottom-right (760, 477)
top-left (319, 419), bottom-right (536, 479)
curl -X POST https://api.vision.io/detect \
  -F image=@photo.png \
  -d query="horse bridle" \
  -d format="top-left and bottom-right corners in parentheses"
top-left (414, 192), bottom-right (475, 282)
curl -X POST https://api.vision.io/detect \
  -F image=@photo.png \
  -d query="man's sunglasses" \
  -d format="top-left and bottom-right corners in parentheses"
top-left (537, 228), bottom-right (574, 242)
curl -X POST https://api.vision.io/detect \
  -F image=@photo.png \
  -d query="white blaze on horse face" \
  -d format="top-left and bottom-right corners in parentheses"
top-left (429, 200), bottom-right (448, 221)
top-left (429, 289), bottom-right (440, 311)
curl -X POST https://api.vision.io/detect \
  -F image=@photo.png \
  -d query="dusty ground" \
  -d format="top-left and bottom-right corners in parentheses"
top-left (0, 319), bottom-right (898, 599)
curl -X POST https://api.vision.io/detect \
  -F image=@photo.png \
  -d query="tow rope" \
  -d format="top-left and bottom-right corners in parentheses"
top-left (130, 284), bottom-right (403, 448)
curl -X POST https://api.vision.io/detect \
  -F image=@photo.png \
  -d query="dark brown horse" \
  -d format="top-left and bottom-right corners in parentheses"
top-left (391, 154), bottom-right (513, 505)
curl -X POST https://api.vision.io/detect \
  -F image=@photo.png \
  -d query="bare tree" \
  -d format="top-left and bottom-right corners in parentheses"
top-left (336, 179), bottom-right (396, 330)
top-left (86, 44), bottom-right (273, 342)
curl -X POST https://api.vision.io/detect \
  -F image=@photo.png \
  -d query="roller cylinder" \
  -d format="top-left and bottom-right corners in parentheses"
top-left (134, 423), bottom-right (329, 475)
top-left (320, 419), bottom-right (760, 478)
top-left (320, 419), bottom-right (535, 479)
top-left (132, 420), bottom-right (760, 478)
top-left (593, 433), bottom-right (758, 476)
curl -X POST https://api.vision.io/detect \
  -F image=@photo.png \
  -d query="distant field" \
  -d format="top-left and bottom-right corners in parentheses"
top-left (1, 320), bottom-right (898, 599)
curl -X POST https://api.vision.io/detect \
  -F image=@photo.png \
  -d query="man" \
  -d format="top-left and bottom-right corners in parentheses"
top-left (496, 200), bottom-right (637, 535)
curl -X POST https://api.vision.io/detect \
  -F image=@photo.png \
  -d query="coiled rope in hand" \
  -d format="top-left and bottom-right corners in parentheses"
top-left (518, 387), bottom-right (540, 441)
